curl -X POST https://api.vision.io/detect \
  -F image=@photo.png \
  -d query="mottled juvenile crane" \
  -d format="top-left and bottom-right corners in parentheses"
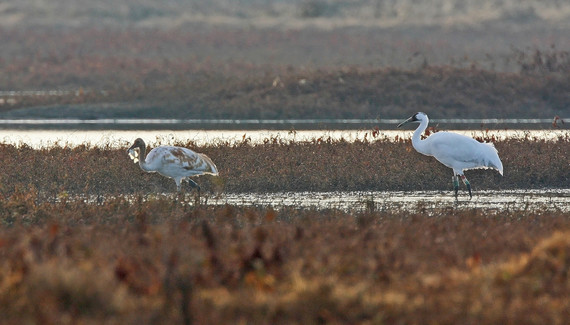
top-left (398, 112), bottom-right (503, 199)
top-left (127, 138), bottom-right (218, 194)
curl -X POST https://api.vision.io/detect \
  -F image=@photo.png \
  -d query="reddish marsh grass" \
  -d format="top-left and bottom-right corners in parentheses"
top-left (4, 65), bottom-right (569, 121)
top-left (0, 194), bottom-right (569, 324)
top-left (0, 135), bottom-right (568, 198)
top-left (1, 27), bottom-right (570, 121)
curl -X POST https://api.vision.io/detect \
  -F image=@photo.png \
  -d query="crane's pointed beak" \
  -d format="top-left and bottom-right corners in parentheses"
top-left (127, 143), bottom-right (136, 153)
top-left (397, 114), bottom-right (420, 128)
top-left (397, 117), bottom-right (413, 128)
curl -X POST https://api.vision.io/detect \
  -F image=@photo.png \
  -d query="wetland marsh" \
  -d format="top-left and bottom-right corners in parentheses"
top-left (1, 128), bottom-right (568, 324)
top-left (1, 1), bottom-right (570, 322)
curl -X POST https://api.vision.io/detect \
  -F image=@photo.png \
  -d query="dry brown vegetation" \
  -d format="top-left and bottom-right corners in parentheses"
top-left (0, 133), bottom-right (568, 199)
top-left (0, 194), bottom-right (569, 324)
top-left (1, 136), bottom-right (568, 322)
top-left (0, 135), bottom-right (567, 322)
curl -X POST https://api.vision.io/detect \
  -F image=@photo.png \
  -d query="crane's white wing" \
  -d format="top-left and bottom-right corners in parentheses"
top-left (424, 132), bottom-right (503, 174)
top-left (145, 146), bottom-right (219, 176)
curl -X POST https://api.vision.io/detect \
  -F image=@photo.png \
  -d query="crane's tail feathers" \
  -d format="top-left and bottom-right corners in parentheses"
top-left (489, 161), bottom-right (504, 176)
top-left (482, 142), bottom-right (503, 175)
top-left (497, 164), bottom-right (503, 176)
top-left (197, 153), bottom-right (219, 176)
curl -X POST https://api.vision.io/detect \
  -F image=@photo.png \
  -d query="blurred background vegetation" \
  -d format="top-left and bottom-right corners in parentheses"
top-left (0, 0), bottom-right (568, 120)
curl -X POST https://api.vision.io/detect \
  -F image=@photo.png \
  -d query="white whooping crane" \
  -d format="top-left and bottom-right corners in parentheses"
top-left (397, 112), bottom-right (503, 199)
top-left (127, 138), bottom-right (218, 193)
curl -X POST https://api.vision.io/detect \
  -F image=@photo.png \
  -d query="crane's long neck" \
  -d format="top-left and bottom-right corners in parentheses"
top-left (137, 144), bottom-right (152, 171)
top-left (411, 117), bottom-right (430, 155)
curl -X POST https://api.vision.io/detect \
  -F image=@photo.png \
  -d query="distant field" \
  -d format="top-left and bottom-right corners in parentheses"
top-left (0, 1), bottom-right (569, 121)
top-left (0, 63), bottom-right (570, 122)
top-left (2, 0), bottom-right (570, 29)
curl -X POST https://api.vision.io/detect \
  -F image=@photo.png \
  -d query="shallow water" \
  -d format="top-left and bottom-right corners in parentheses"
top-left (203, 189), bottom-right (570, 213)
top-left (66, 188), bottom-right (570, 213)
top-left (1, 129), bottom-right (568, 148)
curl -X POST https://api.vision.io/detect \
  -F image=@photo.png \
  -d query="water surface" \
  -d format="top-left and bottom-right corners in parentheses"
top-left (1, 129), bottom-right (568, 148)
top-left (209, 189), bottom-right (570, 213)
top-left (126, 189), bottom-right (564, 213)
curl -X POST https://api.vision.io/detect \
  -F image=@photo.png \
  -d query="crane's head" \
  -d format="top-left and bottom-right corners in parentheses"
top-left (128, 138), bottom-right (145, 151)
top-left (127, 138), bottom-right (145, 163)
top-left (397, 112), bottom-right (427, 128)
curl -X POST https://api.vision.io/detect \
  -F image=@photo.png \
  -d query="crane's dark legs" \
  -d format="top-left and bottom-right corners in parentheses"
top-left (174, 180), bottom-right (183, 203)
top-left (452, 174), bottom-right (473, 199)
top-left (174, 179), bottom-right (201, 204)
top-left (452, 175), bottom-right (459, 199)
top-left (187, 179), bottom-right (201, 205)
top-left (460, 175), bottom-right (472, 198)
top-left (187, 179), bottom-right (201, 193)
